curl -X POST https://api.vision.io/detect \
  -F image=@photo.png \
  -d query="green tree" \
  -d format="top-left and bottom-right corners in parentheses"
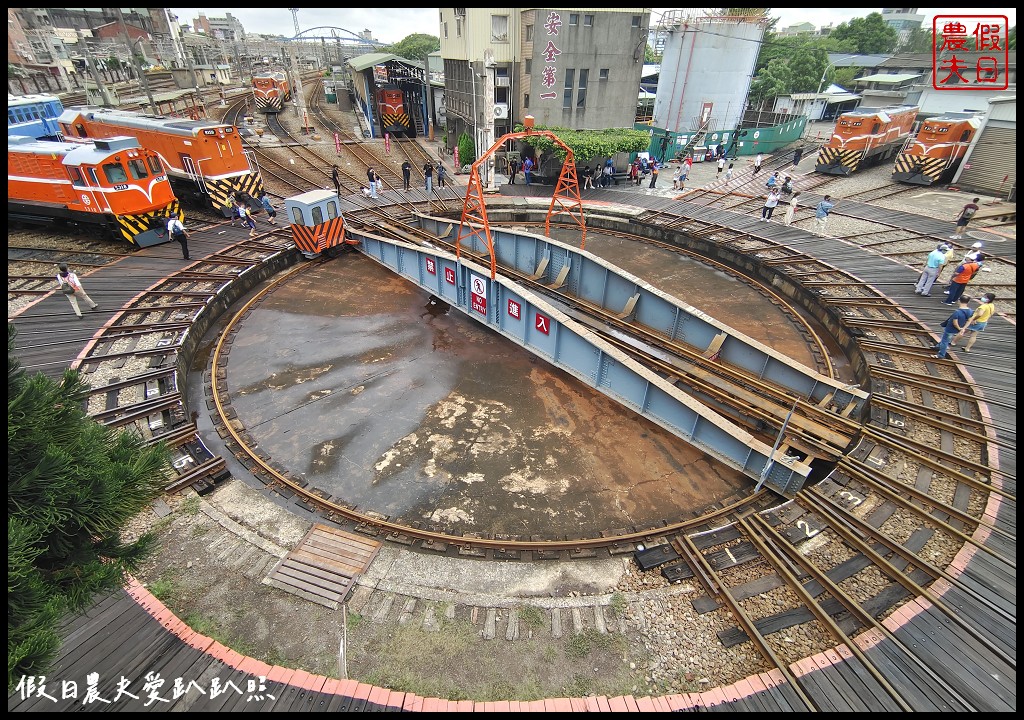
top-left (898, 26), bottom-right (937, 53)
top-left (828, 12), bottom-right (899, 54)
top-left (457, 131), bottom-right (476, 166)
top-left (384, 33), bottom-right (440, 63)
top-left (8, 324), bottom-right (172, 688)
top-left (748, 58), bottom-right (793, 105)
top-left (644, 43), bottom-right (661, 64)
top-left (511, 124), bottom-right (649, 163)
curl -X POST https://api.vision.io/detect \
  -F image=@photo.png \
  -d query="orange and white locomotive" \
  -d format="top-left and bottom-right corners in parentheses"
top-left (9, 135), bottom-right (179, 246)
top-left (892, 112), bottom-right (982, 186)
top-left (815, 105), bottom-right (919, 176)
top-left (59, 106), bottom-right (264, 216)
top-left (252, 72), bottom-right (291, 113)
top-left (377, 84), bottom-right (415, 138)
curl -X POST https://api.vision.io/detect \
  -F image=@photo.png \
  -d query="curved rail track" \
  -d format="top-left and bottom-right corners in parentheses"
top-left (7, 89), bottom-right (1015, 711)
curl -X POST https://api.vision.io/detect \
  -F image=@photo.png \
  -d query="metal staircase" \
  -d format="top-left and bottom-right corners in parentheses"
top-left (675, 114), bottom-right (712, 160)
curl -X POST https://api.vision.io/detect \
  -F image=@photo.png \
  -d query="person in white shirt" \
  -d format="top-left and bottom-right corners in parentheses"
top-left (55, 263), bottom-right (98, 318)
top-left (760, 187), bottom-right (781, 221)
top-left (166, 214), bottom-right (190, 259)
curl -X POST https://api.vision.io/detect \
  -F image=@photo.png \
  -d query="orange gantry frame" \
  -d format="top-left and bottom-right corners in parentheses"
top-left (456, 126), bottom-right (586, 279)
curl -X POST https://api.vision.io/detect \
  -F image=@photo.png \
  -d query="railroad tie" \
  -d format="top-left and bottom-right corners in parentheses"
top-left (398, 598), bottom-right (417, 625)
top-left (550, 608), bottom-right (563, 638)
top-left (482, 608), bottom-right (497, 640)
top-left (505, 608), bottom-right (519, 641)
top-left (571, 607), bottom-right (584, 635)
top-left (421, 604), bottom-right (439, 632)
top-left (593, 605), bottom-right (608, 634)
top-left (371, 593), bottom-right (394, 623)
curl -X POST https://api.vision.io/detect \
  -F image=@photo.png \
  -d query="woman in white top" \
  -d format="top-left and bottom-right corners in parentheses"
top-left (760, 187), bottom-right (781, 221)
top-left (55, 263), bottom-right (98, 318)
top-left (783, 191), bottom-right (801, 226)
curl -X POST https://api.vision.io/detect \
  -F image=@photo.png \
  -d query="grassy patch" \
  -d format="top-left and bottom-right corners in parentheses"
top-left (518, 605), bottom-right (546, 630)
top-left (609, 592), bottom-right (627, 617)
top-left (179, 495), bottom-right (201, 517)
top-left (563, 672), bottom-right (594, 697)
top-left (565, 628), bottom-right (621, 660)
top-left (147, 569), bottom-right (181, 602)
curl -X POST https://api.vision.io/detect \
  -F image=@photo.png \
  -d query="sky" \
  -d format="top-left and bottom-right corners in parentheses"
top-left (171, 8), bottom-right (1017, 43)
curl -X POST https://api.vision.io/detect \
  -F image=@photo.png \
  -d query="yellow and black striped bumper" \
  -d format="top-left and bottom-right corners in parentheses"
top-left (118, 199), bottom-right (182, 246)
top-left (815, 147), bottom-right (863, 176)
top-left (892, 155), bottom-right (944, 185)
top-left (206, 176), bottom-right (266, 215)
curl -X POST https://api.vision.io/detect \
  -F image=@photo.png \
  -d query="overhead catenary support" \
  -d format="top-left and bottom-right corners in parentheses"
top-left (457, 124), bottom-right (586, 278)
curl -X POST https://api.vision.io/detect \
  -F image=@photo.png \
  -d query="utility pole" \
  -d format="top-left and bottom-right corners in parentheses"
top-left (288, 44), bottom-right (310, 132)
top-left (117, 8), bottom-right (156, 114)
top-left (76, 29), bottom-right (115, 107)
top-left (424, 51), bottom-right (435, 142)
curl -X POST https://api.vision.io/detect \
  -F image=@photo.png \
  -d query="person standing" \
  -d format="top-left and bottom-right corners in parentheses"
top-left (933, 295), bottom-right (973, 359)
top-left (951, 197), bottom-right (981, 239)
top-left (934, 242), bottom-right (959, 287)
top-left (508, 158), bottom-right (519, 184)
top-left (331, 164), bottom-right (341, 195)
top-left (422, 161), bottom-right (434, 193)
top-left (814, 195), bottom-right (835, 234)
top-left (630, 160), bottom-right (640, 186)
top-left (167, 213), bottom-right (190, 259)
top-left (648, 161), bottom-right (660, 188)
top-left (717, 155), bottom-right (726, 177)
top-left (672, 165), bottom-right (682, 190)
top-left (680, 156), bottom-right (691, 186)
top-left (401, 160), bottom-right (412, 190)
top-left (523, 156), bottom-right (535, 185)
top-left (944, 254), bottom-right (984, 305)
top-left (752, 152), bottom-right (764, 176)
top-left (915, 243), bottom-right (950, 296)
top-left (238, 202), bottom-right (257, 238)
top-left (792, 147), bottom-right (803, 167)
top-left (366, 168), bottom-right (379, 198)
top-left (957, 292), bottom-right (996, 353)
top-left (55, 263), bottom-right (98, 318)
top-left (783, 191), bottom-right (801, 226)
top-left (436, 161), bottom-right (447, 188)
top-left (258, 191), bottom-right (277, 225)
top-left (760, 187), bottom-right (781, 221)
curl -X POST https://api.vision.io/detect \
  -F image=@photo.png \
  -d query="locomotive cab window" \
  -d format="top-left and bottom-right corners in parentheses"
top-left (73, 122), bottom-right (88, 138)
top-left (326, 201), bottom-right (339, 219)
top-left (312, 206), bottom-right (325, 225)
top-left (959, 130), bottom-right (970, 142)
top-left (148, 156), bottom-right (163, 174)
top-left (871, 123), bottom-right (879, 134)
top-left (68, 167), bottom-right (84, 185)
top-left (289, 207), bottom-right (305, 226)
top-left (102, 163), bottom-right (128, 184)
top-left (128, 158), bottom-right (149, 179)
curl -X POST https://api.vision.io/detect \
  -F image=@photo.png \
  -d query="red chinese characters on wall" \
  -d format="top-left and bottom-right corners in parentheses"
top-left (932, 15), bottom-right (1009, 90)
top-left (539, 11), bottom-right (562, 101)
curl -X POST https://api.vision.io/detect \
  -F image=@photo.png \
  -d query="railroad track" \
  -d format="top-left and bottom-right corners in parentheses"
top-left (8, 118), bottom-right (1014, 708)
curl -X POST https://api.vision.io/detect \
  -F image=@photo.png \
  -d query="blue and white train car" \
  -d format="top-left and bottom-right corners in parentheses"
top-left (8, 93), bottom-right (65, 141)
